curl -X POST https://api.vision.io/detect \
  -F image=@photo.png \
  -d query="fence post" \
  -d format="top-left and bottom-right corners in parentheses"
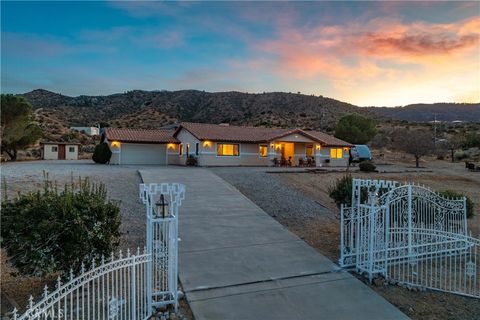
top-left (131, 255), bottom-right (136, 320)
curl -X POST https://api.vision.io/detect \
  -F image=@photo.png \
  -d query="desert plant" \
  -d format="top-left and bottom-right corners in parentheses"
top-left (328, 174), bottom-right (353, 208)
top-left (438, 190), bottom-right (474, 218)
top-left (1, 175), bottom-right (121, 276)
top-left (396, 129), bottom-right (434, 168)
top-left (186, 155), bottom-right (198, 166)
top-left (359, 161), bottom-right (376, 172)
top-left (92, 142), bottom-right (112, 164)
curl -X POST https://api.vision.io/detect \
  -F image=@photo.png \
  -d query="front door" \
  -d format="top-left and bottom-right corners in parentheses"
top-left (280, 143), bottom-right (295, 166)
top-left (58, 145), bottom-right (66, 160)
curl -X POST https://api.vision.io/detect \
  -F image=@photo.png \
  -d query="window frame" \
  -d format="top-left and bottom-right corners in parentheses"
top-left (68, 146), bottom-right (75, 153)
top-left (195, 142), bottom-right (199, 156)
top-left (51, 146), bottom-right (58, 152)
top-left (179, 144), bottom-right (183, 156)
top-left (259, 144), bottom-right (268, 158)
top-left (216, 143), bottom-right (240, 157)
top-left (330, 148), bottom-right (343, 159)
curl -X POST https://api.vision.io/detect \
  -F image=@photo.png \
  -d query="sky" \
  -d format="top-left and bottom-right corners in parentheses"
top-left (1, 1), bottom-right (479, 107)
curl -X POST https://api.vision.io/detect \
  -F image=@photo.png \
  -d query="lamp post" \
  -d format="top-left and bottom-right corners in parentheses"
top-left (154, 194), bottom-right (169, 218)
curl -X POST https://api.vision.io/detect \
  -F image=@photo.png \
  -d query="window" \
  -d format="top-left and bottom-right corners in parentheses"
top-left (217, 143), bottom-right (239, 156)
top-left (330, 148), bottom-right (343, 159)
top-left (195, 143), bottom-right (199, 156)
top-left (186, 144), bottom-right (190, 156)
top-left (51, 146), bottom-right (58, 152)
top-left (69, 147), bottom-right (75, 153)
top-left (305, 145), bottom-right (314, 157)
top-left (259, 145), bottom-right (268, 157)
top-left (179, 144), bottom-right (183, 155)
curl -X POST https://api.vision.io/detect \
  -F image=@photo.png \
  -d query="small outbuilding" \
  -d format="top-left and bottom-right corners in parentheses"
top-left (41, 142), bottom-right (80, 160)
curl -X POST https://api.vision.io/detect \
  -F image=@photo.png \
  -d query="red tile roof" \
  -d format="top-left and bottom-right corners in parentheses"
top-left (105, 128), bottom-right (179, 144)
top-left (176, 122), bottom-right (352, 146)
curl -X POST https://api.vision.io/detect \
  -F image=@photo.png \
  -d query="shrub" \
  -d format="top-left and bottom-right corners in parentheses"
top-left (438, 190), bottom-right (475, 218)
top-left (359, 161), bottom-right (376, 172)
top-left (92, 143), bottom-right (112, 164)
top-left (328, 174), bottom-right (353, 208)
top-left (1, 175), bottom-right (121, 276)
top-left (454, 150), bottom-right (467, 161)
top-left (186, 155), bottom-right (198, 166)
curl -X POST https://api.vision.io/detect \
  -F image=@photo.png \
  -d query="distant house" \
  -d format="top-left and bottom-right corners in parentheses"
top-left (103, 123), bottom-right (352, 166)
top-left (41, 142), bottom-right (80, 160)
top-left (70, 126), bottom-right (100, 136)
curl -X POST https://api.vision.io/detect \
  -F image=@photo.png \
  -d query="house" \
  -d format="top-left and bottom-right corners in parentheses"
top-left (103, 123), bottom-right (352, 166)
top-left (70, 126), bottom-right (100, 136)
top-left (41, 142), bottom-right (80, 160)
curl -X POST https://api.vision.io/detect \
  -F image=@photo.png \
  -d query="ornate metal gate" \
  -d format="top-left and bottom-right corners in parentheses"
top-left (340, 179), bottom-right (479, 298)
top-left (11, 182), bottom-right (185, 319)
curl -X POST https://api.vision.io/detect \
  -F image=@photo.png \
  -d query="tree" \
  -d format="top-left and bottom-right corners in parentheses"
top-left (334, 113), bottom-right (376, 144)
top-left (1, 176), bottom-right (121, 276)
top-left (1, 94), bottom-right (42, 160)
top-left (92, 143), bottom-right (112, 164)
top-left (397, 129), bottom-right (434, 168)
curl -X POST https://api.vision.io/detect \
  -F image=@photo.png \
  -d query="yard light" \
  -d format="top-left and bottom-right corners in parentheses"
top-left (154, 194), bottom-right (169, 218)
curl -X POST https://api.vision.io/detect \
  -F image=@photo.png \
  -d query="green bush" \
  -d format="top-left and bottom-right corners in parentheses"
top-left (92, 143), bottom-right (112, 164)
top-left (1, 176), bottom-right (121, 276)
top-left (328, 174), bottom-right (353, 208)
top-left (438, 190), bottom-right (475, 218)
top-left (186, 155), bottom-right (198, 166)
top-left (454, 150), bottom-right (467, 161)
top-left (359, 161), bottom-right (376, 172)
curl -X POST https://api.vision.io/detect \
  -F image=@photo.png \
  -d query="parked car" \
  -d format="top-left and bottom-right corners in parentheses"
top-left (350, 145), bottom-right (372, 163)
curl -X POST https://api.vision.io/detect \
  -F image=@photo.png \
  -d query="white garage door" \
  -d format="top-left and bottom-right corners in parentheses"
top-left (121, 143), bottom-right (167, 165)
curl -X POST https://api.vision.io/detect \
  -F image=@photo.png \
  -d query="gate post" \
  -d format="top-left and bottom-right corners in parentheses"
top-left (407, 184), bottom-right (412, 259)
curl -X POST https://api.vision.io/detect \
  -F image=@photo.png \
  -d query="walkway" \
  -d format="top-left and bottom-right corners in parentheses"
top-left (139, 167), bottom-right (408, 320)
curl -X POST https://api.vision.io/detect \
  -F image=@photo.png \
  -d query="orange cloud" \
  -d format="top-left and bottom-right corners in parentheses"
top-left (234, 16), bottom-right (480, 106)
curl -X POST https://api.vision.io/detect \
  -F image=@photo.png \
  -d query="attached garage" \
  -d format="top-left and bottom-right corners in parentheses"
top-left (103, 128), bottom-right (178, 165)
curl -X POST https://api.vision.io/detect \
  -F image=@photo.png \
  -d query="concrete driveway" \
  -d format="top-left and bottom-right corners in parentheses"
top-left (139, 167), bottom-right (408, 320)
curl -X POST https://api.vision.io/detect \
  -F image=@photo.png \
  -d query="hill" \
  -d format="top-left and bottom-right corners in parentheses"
top-left (368, 103), bottom-right (480, 122)
top-left (20, 89), bottom-right (371, 133)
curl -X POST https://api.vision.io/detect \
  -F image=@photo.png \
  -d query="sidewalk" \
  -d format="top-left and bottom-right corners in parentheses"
top-left (139, 167), bottom-right (408, 320)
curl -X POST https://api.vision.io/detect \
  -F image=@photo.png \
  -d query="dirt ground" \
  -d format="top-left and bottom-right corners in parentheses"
top-left (273, 159), bottom-right (480, 320)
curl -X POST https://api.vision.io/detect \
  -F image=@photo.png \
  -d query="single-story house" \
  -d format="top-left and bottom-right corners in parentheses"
top-left (103, 123), bottom-right (352, 166)
top-left (41, 142), bottom-right (80, 160)
top-left (70, 126), bottom-right (100, 136)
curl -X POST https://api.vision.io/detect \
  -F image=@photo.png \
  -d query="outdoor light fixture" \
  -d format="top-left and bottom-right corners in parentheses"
top-left (203, 140), bottom-right (212, 147)
top-left (154, 194), bottom-right (169, 218)
top-left (167, 143), bottom-right (175, 150)
top-left (316, 144), bottom-right (321, 150)
top-left (270, 143), bottom-right (275, 148)
top-left (111, 141), bottom-right (121, 148)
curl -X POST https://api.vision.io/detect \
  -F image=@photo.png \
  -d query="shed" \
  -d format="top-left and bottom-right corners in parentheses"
top-left (41, 142), bottom-right (80, 160)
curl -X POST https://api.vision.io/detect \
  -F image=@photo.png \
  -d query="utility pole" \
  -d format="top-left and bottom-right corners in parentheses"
top-left (433, 113), bottom-right (437, 152)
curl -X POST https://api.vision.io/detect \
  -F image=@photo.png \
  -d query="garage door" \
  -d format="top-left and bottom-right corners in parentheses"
top-left (121, 143), bottom-right (167, 165)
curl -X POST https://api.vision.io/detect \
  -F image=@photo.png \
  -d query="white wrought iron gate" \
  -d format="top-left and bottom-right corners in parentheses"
top-left (11, 182), bottom-right (185, 319)
top-left (340, 179), bottom-right (479, 299)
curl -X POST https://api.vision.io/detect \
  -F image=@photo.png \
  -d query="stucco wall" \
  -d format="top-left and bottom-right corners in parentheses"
top-left (317, 147), bottom-right (348, 167)
top-left (43, 144), bottom-right (59, 160)
top-left (65, 145), bottom-right (79, 160)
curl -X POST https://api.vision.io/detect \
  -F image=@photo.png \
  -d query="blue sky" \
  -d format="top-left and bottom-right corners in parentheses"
top-left (1, 1), bottom-right (479, 106)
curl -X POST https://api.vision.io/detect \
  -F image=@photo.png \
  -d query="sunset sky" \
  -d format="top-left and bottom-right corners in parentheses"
top-left (1, 1), bottom-right (479, 106)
